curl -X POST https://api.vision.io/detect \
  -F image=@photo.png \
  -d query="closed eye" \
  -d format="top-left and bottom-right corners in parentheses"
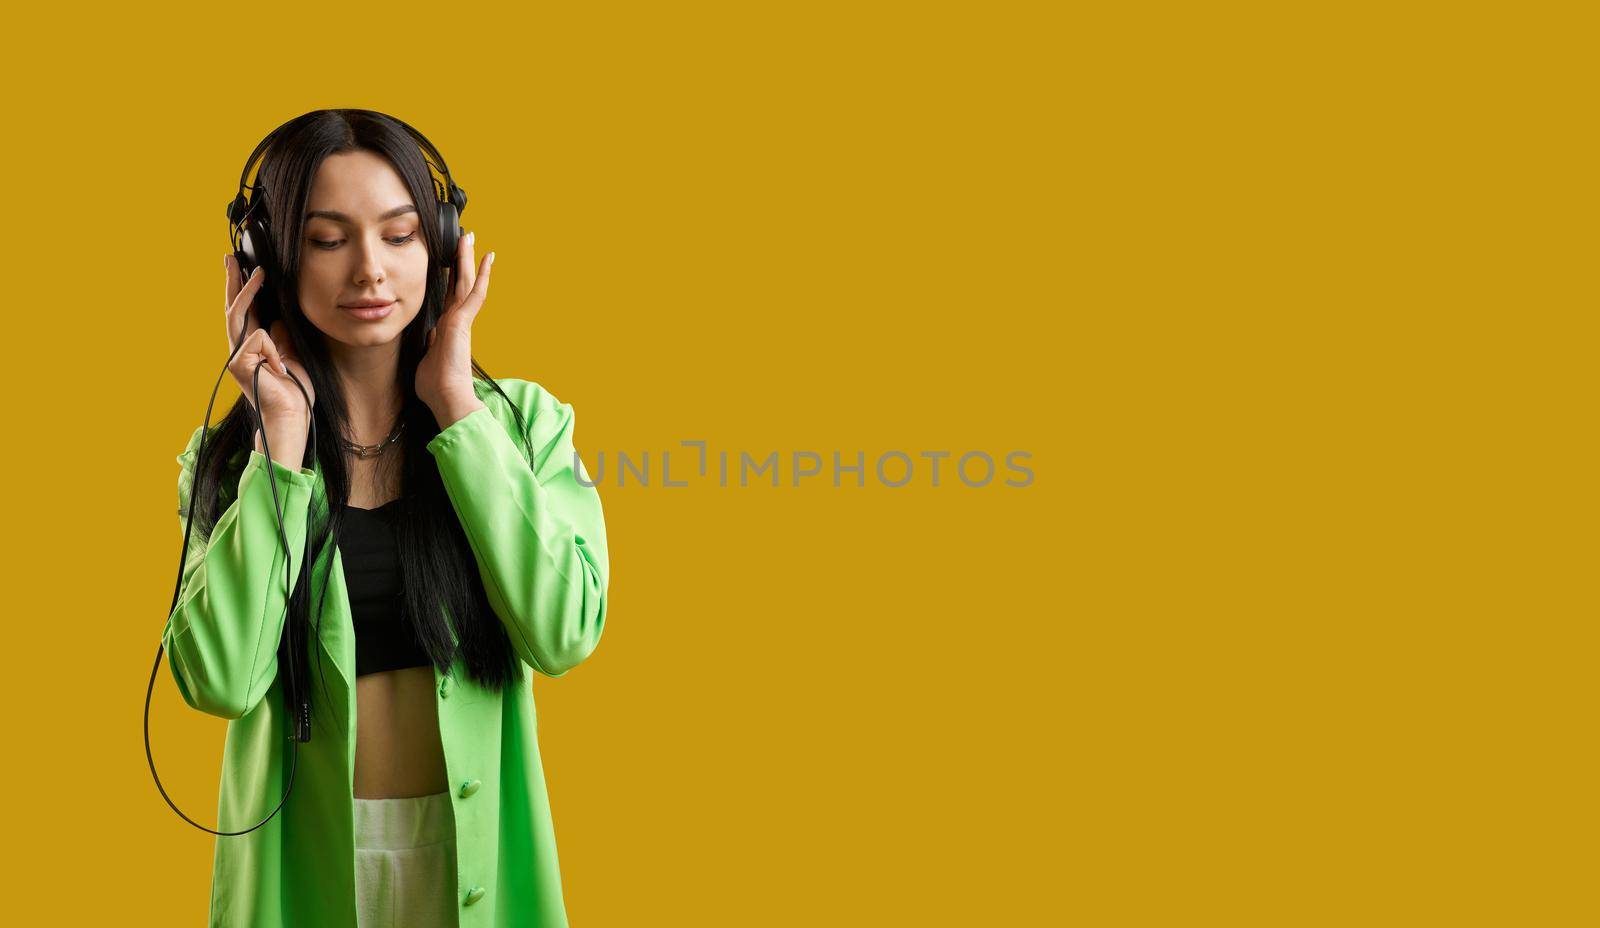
top-left (309, 232), bottom-right (418, 249)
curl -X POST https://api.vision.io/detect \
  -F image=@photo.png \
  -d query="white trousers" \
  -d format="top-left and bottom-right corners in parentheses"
top-left (353, 789), bottom-right (460, 927)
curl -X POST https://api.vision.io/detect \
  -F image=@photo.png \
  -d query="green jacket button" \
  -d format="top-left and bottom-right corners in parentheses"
top-left (460, 778), bottom-right (482, 798)
top-left (438, 676), bottom-right (452, 698)
top-left (464, 886), bottom-right (486, 906)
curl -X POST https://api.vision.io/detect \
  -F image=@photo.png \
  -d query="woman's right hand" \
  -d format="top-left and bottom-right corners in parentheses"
top-left (224, 254), bottom-right (315, 424)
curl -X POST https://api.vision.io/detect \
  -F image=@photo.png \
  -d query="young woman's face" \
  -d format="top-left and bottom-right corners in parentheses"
top-left (297, 150), bottom-right (429, 349)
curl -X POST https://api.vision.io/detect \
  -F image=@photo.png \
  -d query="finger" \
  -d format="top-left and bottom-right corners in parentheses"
top-left (224, 255), bottom-right (241, 347)
top-left (228, 327), bottom-right (271, 380)
top-left (457, 251), bottom-right (493, 324)
top-left (226, 266), bottom-right (265, 347)
top-left (225, 254), bottom-right (240, 308)
top-left (454, 230), bottom-right (476, 307)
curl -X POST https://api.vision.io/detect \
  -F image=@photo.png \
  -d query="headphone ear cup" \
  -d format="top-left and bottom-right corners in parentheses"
top-left (241, 214), bottom-right (274, 282)
top-left (240, 224), bottom-right (258, 268)
top-left (438, 201), bottom-right (461, 261)
top-left (234, 248), bottom-right (257, 283)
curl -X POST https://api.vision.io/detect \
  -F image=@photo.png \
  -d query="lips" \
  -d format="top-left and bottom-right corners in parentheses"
top-left (340, 300), bottom-right (395, 320)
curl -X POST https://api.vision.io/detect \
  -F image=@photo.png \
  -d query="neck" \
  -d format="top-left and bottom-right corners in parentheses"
top-left (331, 341), bottom-right (405, 444)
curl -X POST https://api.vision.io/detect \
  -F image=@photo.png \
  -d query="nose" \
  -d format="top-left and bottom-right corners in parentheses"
top-left (353, 234), bottom-right (386, 286)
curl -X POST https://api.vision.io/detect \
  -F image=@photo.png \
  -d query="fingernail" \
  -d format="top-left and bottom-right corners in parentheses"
top-left (487, 252), bottom-right (496, 265)
top-left (466, 231), bottom-right (474, 246)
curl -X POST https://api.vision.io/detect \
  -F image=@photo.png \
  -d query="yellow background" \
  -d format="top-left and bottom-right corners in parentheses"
top-left (0, 2), bottom-right (1587, 924)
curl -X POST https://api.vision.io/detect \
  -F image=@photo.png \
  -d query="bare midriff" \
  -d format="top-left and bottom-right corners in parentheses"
top-left (347, 449), bottom-right (448, 799)
top-left (353, 665), bottom-right (451, 799)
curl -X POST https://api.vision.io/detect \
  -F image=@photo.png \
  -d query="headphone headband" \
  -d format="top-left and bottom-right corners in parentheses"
top-left (225, 109), bottom-right (468, 271)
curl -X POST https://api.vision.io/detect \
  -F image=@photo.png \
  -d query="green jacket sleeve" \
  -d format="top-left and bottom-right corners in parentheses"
top-left (425, 380), bottom-right (610, 677)
top-left (164, 425), bottom-right (318, 719)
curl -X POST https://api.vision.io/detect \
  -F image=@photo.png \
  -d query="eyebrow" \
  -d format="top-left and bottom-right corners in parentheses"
top-left (304, 204), bottom-right (418, 224)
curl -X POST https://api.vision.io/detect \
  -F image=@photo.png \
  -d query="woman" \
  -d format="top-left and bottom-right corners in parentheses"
top-left (164, 109), bottom-right (609, 927)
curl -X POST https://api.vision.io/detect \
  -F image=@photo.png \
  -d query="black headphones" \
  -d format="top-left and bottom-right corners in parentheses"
top-left (226, 109), bottom-right (469, 282)
top-left (147, 111), bottom-right (467, 837)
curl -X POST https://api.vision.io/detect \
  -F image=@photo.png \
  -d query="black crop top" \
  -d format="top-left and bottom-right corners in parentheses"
top-left (340, 499), bottom-right (433, 678)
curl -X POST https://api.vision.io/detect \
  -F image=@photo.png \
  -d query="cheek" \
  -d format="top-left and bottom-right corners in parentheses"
top-left (296, 264), bottom-right (340, 311)
top-left (399, 252), bottom-right (431, 304)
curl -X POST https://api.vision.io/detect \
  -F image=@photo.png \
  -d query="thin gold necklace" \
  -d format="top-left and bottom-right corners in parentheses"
top-left (342, 419), bottom-right (405, 459)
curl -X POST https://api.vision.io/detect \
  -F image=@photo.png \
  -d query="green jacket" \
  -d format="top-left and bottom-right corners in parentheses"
top-left (163, 377), bottom-right (609, 927)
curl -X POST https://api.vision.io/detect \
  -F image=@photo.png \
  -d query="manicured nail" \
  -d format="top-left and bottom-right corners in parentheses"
top-left (466, 231), bottom-right (474, 246)
top-left (487, 252), bottom-right (496, 265)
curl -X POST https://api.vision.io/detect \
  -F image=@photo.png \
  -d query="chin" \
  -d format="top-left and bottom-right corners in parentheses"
top-left (341, 332), bottom-right (394, 347)
top-left (335, 324), bottom-right (406, 347)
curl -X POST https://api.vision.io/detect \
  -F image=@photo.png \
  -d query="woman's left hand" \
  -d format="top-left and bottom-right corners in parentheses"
top-left (417, 231), bottom-right (494, 426)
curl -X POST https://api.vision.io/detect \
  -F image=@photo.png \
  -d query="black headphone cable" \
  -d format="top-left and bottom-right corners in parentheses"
top-left (143, 303), bottom-right (315, 836)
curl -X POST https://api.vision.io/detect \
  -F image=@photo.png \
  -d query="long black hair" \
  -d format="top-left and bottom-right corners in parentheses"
top-left (186, 110), bottom-right (530, 730)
